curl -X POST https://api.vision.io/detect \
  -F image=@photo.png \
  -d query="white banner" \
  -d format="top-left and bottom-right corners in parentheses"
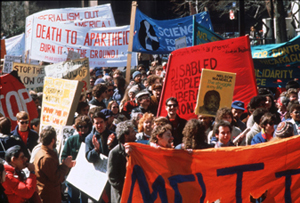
top-left (5, 33), bottom-right (25, 57)
top-left (30, 18), bottom-right (137, 67)
top-left (25, 4), bottom-right (115, 51)
top-left (63, 17), bottom-right (114, 28)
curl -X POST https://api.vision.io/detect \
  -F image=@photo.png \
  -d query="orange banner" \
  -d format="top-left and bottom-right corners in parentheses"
top-left (122, 136), bottom-right (300, 202)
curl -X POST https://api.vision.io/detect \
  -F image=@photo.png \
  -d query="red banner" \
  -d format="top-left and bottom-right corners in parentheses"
top-left (158, 36), bottom-right (257, 120)
top-left (0, 71), bottom-right (38, 129)
top-left (122, 136), bottom-right (300, 202)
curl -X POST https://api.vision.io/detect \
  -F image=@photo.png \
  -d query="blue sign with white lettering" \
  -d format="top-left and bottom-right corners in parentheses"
top-left (133, 8), bottom-right (213, 54)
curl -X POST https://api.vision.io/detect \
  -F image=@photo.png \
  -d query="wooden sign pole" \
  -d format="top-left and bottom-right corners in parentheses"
top-left (125, 1), bottom-right (138, 84)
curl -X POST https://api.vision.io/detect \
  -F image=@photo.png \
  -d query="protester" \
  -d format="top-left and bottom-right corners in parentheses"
top-left (149, 83), bottom-right (162, 114)
top-left (165, 97), bottom-right (187, 147)
top-left (11, 111), bottom-right (38, 159)
top-left (30, 118), bottom-right (40, 135)
top-left (276, 96), bottom-right (289, 120)
top-left (101, 109), bottom-right (116, 132)
top-left (246, 95), bottom-right (268, 128)
top-left (153, 117), bottom-right (169, 127)
top-left (3, 145), bottom-right (36, 202)
top-left (132, 90), bottom-right (155, 115)
top-left (272, 121), bottom-right (294, 141)
top-left (130, 112), bottom-right (144, 132)
top-left (251, 113), bottom-right (276, 145)
top-left (176, 119), bottom-right (213, 150)
top-left (89, 83), bottom-right (107, 109)
top-left (34, 126), bottom-right (75, 203)
top-left (135, 113), bottom-right (154, 144)
top-left (90, 76), bottom-right (96, 89)
top-left (112, 76), bottom-right (126, 104)
top-left (0, 160), bottom-right (8, 203)
top-left (121, 85), bottom-right (139, 119)
top-left (149, 124), bottom-right (173, 148)
top-left (214, 121), bottom-right (234, 148)
top-left (287, 104), bottom-right (300, 135)
top-left (287, 88), bottom-right (298, 102)
top-left (103, 82), bottom-right (115, 107)
top-left (61, 115), bottom-right (92, 203)
top-left (107, 121), bottom-right (136, 203)
top-left (231, 100), bottom-right (246, 131)
top-left (130, 71), bottom-right (145, 90)
top-left (197, 114), bottom-right (214, 137)
top-left (107, 100), bottom-right (127, 125)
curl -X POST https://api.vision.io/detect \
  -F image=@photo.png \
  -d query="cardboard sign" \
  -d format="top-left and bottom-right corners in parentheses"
top-left (44, 58), bottom-right (90, 92)
top-left (0, 71), bottom-right (38, 129)
top-left (195, 69), bottom-right (236, 116)
top-left (251, 35), bottom-right (300, 87)
top-left (29, 18), bottom-right (136, 67)
top-left (3, 55), bottom-right (22, 73)
top-left (40, 77), bottom-right (83, 150)
top-left (66, 50), bottom-right (80, 61)
top-left (12, 63), bottom-right (45, 89)
top-left (25, 4), bottom-right (116, 52)
top-left (122, 136), bottom-right (300, 202)
top-left (157, 36), bottom-right (257, 121)
top-left (66, 143), bottom-right (108, 201)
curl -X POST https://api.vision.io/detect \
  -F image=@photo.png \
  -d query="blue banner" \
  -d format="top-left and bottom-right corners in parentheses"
top-left (251, 35), bottom-right (300, 88)
top-left (195, 22), bottom-right (223, 45)
top-left (133, 8), bottom-right (213, 54)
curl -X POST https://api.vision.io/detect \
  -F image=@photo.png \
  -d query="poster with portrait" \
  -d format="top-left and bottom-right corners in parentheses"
top-left (195, 69), bottom-right (236, 117)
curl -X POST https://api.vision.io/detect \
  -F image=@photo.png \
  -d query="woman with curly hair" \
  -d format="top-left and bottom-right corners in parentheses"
top-left (135, 113), bottom-right (154, 144)
top-left (149, 124), bottom-right (173, 148)
top-left (175, 119), bottom-right (214, 150)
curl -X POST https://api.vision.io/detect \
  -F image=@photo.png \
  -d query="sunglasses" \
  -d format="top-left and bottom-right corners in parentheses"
top-left (20, 121), bottom-right (29, 124)
top-left (167, 104), bottom-right (178, 108)
top-left (78, 125), bottom-right (88, 129)
top-left (140, 96), bottom-right (150, 100)
top-left (293, 111), bottom-right (300, 114)
top-left (107, 89), bottom-right (114, 92)
top-left (112, 106), bottom-right (119, 109)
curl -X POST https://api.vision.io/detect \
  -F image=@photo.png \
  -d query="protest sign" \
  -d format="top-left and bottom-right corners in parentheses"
top-left (132, 8), bottom-right (213, 54)
top-left (195, 69), bottom-right (236, 117)
top-left (251, 35), bottom-right (300, 88)
top-left (3, 55), bottom-right (22, 73)
top-left (0, 71), bottom-right (38, 129)
top-left (12, 62), bottom-right (45, 89)
top-left (44, 58), bottom-right (90, 92)
top-left (66, 143), bottom-right (108, 201)
top-left (66, 50), bottom-right (80, 61)
top-left (122, 136), bottom-right (300, 202)
top-left (157, 36), bottom-right (257, 121)
top-left (25, 4), bottom-right (115, 52)
top-left (5, 33), bottom-right (25, 57)
top-left (195, 22), bottom-right (224, 45)
top-left (0, 39), bottom-right (6, 59)
top-left (57, 125), bottom-right (76, 159)
top-left (40, 77), bottom-right (83, 150)
top-left (175, 36), bottom-right (187, 50)
top-left (29, 18), bottom-right (136, 67)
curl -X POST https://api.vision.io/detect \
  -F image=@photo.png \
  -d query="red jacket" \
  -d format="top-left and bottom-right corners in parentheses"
top-left (2, 164), bottom-right (36, 203)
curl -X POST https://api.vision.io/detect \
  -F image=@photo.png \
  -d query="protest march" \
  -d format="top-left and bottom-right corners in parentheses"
top-left (1, 2), bottom-right (300, 203)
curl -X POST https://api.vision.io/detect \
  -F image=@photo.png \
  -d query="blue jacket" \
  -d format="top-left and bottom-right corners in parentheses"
top-left (251, 132), bottom-right (268, 145)
top-left (11, 126), bottom-right (38, 159)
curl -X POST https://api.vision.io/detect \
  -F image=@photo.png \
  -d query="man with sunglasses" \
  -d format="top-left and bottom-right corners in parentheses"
top-left (11, 111), bottom-right (38, 159)
top-left (132, 90), bottom-right (155, 115)
top-left (165, 97), bottom-right (187, 147)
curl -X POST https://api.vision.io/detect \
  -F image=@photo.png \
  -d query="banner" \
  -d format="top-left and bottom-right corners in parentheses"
top-left (29, 18), bottom-right (137, 67)
top-left (122, 136), bottom-right (300, 202)
top-left (195, 22), bottom-right (224, 45)
top-left (0, 71), bottom-right (38, 129)
top-left (44, 58), bottom-right (90, 92)
top-left (40, 77), bottom-right (83, 151)
top-left (12, 62), bottom-right (45, 89)
top-left (25, 4), bottom-right (115, 52)
top-left (66, 50), bottom-right (80, 61)
top-left (63, 17), bottom-right (114, 28)
top-left (66, 143), bottom-right (108, 201)
top-left (5, 33), bottom-right (25, 57)
top-left (132, 8), bottom-right (213, 54)
top-left (195, 69), bottom-right (236, 117)
top-left (3, 55), bottom-right (22, 73)
top-left (157, 36), bottom-right (257, 121)
top-left (251, 35), bottom-right (300, 88)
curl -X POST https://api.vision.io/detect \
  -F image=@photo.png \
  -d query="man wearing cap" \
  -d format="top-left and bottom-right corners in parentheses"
top-left (89, 83), bottom-right (107, 109)
top-left (231, 100), bottom-right (246, 131)
top-left (131, 71), bottom-right (145, 90)
top-left (101, 109), bottom-right (116, 132)
top-left (11, 111), bottom-right (39, 159)
top-left (94, 67), bottom-right (103, 79)
top-left (107, 121), bottom-right (136, 203)
top-left (2, 145), bottom-right (37, 202)
top-left (132, 90), bottom-right (155, 115)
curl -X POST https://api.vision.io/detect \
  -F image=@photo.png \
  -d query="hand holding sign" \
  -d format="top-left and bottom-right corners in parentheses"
top-left (63, 156), bottom-right (76, 168)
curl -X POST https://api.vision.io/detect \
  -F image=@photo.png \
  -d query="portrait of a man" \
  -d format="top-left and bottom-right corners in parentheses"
top-left (198, 90), bottom-right (220, 115)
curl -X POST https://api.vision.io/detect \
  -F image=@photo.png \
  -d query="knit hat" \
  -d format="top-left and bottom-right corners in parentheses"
top-left (135, 90), bottom-right (150, 100)
top-left (275, 121), bottom-right (294, 138)
top-left (231, 100), bottom-right (245, 111)
top-left (132, 71), bottom-right (141, 79)
top-left (101, 109), bottom-right (113, 119)
top-left (95, 67), bottom-right (103, 77)
top-left (128, 85), bottom-right (139, 97)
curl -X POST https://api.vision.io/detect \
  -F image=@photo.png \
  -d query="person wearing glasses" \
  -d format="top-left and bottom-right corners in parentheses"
top-left (11, 111), bottom-right (38, 159)
top-left (104, 82), bottom-right (115, 107)
top-left (251, 112), bottom-right (276, 145)
top-left (132, 90), bottom-right (155, 115)
top-left (165, 97), bottom-right (187, 147)
top-left (61, 115), bottom-right (92, 203)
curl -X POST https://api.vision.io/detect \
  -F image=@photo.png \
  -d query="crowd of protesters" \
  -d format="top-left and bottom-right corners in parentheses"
top-left (0, 52), bottom-right (299, 203)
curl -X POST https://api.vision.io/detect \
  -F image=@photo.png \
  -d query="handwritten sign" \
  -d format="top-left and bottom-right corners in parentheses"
top-left (12, 62), bottom-right (45, 89)
top-left (195, 69), bottom-right (236, 116)
top-left (66, 50), bottom-right (80, 61)
top-left (66, 143), bottom-right (108, 201)
top-left (122, 136), bottom-right (300, 202)
top-left (3, 55), bottom-right (22, 73)
top-left (158, 36), bottom-right (257, 121)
